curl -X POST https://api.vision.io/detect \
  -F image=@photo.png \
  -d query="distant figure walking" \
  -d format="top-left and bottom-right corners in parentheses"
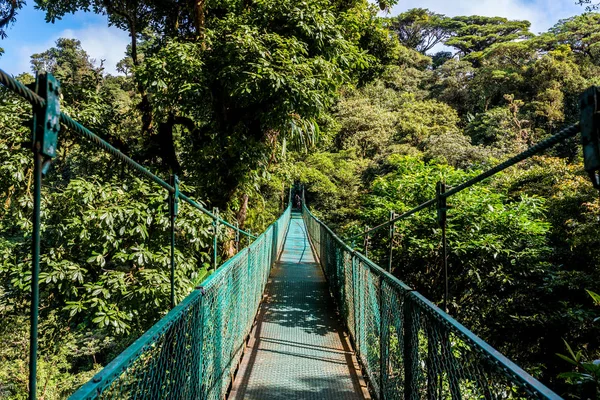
top-left (294, 193), bottom-right (302, 209)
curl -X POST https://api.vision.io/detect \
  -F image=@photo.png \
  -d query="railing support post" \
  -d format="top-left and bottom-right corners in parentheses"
top-left (235, 221), bottom-right (240, 253)
top-left (272, 221), bottom-right (278, 264)
top-left (29, 72), bottom-right (60, 400)
top-left (213, 207), bottom-right (219, 270)
top-left (351, 254), bottom-right (358, 350)
top-left (379, 278), bottom-right (389, 398)
top-left (403, 294), bottom-right (418, 400)
top-left (363, 225), bottom-right (370, 257)
top-left (30, 148), bottom-right (42, 400)
top-left (388, 211), bottom-right (395, 273)
top-left (169, 174), bottom-right (179, 309)
top-left (436, 181), bottom-right (449, 313)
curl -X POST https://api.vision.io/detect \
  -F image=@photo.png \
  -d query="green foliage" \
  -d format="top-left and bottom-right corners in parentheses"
top-left (295, 150), bottom-right (366, 224)
top-left (3, 3), bottom-right (600, 398)
top-left (334, 93), bottom-right (396, 157)
top-left (549, 13), bottom-right (600, 65)
top-left (390, 8), bottom-right (452, 53)
top-left (430, 59), bottom-right (474, 115)
top-left (394, 98), bottom-right (460, 146)
top-left (0, 314), bottom-right (102, 399)
top-left (557, 338), bottom-right (600, 399)
top-left (444, 15), bottom-right (533, 58)
top-left (422, 132), bottom-right (491, 169)
top-left (132, 0), bottom-right (376, 206)
top-left (0, 0), bottom-right (24, 38)
top-left (465, 95), bottom-right (530, 154)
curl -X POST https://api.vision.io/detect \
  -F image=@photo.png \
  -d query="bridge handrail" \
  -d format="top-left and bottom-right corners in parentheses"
top-left (303, 205), bottom-right (562, 399)
top-left (70, 204), bottom-right (291, 399)
top-left (0, 68), bottom-right (255, 238)
top-left (0, 68), bottom-right (292, 398)
top-left (349, 122), bottom-right (581, 241)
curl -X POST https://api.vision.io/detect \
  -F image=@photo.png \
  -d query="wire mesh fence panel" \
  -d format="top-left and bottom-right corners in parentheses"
top-left (381, 278), bottom-right (407, 400)
top-left (302, 205), bottom-right (561, 400)
top-left (71, 206), bottom-right (291, 399)
top-left (406, 292), bottom-right (544, 400)
top-left (342, 249), bottom-right (355, 339)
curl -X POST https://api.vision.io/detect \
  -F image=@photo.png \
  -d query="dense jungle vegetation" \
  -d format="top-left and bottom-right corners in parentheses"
top-left (1, 0), bottom-right (600, 398)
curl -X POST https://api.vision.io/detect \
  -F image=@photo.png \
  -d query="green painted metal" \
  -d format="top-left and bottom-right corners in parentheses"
top-left (387, 211), bottom-right (395, 273)
top-left (30, 71), bottom-right (61, 400)
top-left (29, 150), bottom-right (42, 400)
top-left (302, 205), bottom-right (562, 400)
top-left (235, 221), bottom-right (240, 252)
top-left (170, 174), bottom-right (179, 309)
top-left (230, 213), bottom-right (363, 399)
top-left (349, 122), bottom-right (582, 242)
top-left (363, 225), bottom-right (369, 257)
top-left (213, 207), bottom-right (219, 270)
top-left (33, 72), bottom-right (60, 159)
top-left (70, 205), bottom-right (291, 399)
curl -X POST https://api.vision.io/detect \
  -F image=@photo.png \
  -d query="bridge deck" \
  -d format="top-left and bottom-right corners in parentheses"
top-left (229, 212), bottom-right (367, 399)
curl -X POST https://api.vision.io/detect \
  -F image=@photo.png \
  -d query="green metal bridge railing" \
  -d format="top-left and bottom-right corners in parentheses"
top-left (297, 86), bottom-right (600, 399)
top-left (347, 86), bottom-right (600, 313)
top-left (0, 69), bottom-right (291, 399)
top-left (303, 206), bottom-right (561, 399)
top-left (71, 205), bottom-right (291, 399)
top-left (2, 64), bottom-right (599, 399)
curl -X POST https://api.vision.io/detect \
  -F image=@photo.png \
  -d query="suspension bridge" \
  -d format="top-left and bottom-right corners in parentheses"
top-left (2, 70), bottom-right (599, 399)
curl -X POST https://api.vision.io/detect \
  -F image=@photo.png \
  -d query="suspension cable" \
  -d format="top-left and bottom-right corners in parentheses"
top-left (0, 68), bottom-right (256, 238)
top-left (350, 122), bottom-right (581, 241)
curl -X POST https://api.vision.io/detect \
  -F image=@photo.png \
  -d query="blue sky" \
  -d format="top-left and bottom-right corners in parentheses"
top-left (1, 2), bottom-right (129, 75)
top-left (0, 0), bottom-right (587, 76)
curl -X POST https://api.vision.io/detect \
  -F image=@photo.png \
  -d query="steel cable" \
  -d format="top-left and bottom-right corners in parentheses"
top-left (0, 68), bottom-right (256, 238)
top-left (352, 122), bottom-right (581, 240)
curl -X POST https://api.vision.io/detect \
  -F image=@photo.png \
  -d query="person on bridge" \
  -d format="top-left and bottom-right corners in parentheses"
top-left (294, 193), bottom-right (302, 209)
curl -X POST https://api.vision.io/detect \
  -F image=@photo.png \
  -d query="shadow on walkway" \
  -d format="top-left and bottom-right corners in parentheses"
top-left (229, 216), bottom-right (366, 400)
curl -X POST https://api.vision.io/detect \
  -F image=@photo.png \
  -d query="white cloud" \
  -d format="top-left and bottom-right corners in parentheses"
top-left (10, 24), bottom-right (129, 76)
top-left (387, 0), bottom-right (583, 34)
top-left (60, 25), bottom-right (130, 75)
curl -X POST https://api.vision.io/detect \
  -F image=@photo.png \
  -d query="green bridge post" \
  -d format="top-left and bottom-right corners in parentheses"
top-left (213, 207), bottom-right (219, 270)
top-left (235, 221), bottom-right (240, 252)
top-left (403, 296), bottom-right (418, 400)
top-left (29, 72), bottom-right (61, 400)
top-left (388, 211), bottom-right (395, 273)
top-left (363, 225), bottom-right (369, 257)
top-left (436, 181), bottom-right (448, 313)
top-left (379, 278), bottom-right (389, 398)
top-left (169, 174), bottom-right (179, 309)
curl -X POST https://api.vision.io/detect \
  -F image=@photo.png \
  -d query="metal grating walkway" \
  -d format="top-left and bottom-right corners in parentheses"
top-left (229, 212), bottom-right (367, 400)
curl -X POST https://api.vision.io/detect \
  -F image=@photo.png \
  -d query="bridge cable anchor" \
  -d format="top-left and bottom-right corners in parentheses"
top-left (33, 72), bottom-right (61, 174)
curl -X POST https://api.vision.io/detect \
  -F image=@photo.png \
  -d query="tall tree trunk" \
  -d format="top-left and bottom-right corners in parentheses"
top-left (155, 113), bottom-right (182, 173)
top-left (193, 0), bottom-right (205, 40)
top-left (130, 19), bottom-right (138, 66)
